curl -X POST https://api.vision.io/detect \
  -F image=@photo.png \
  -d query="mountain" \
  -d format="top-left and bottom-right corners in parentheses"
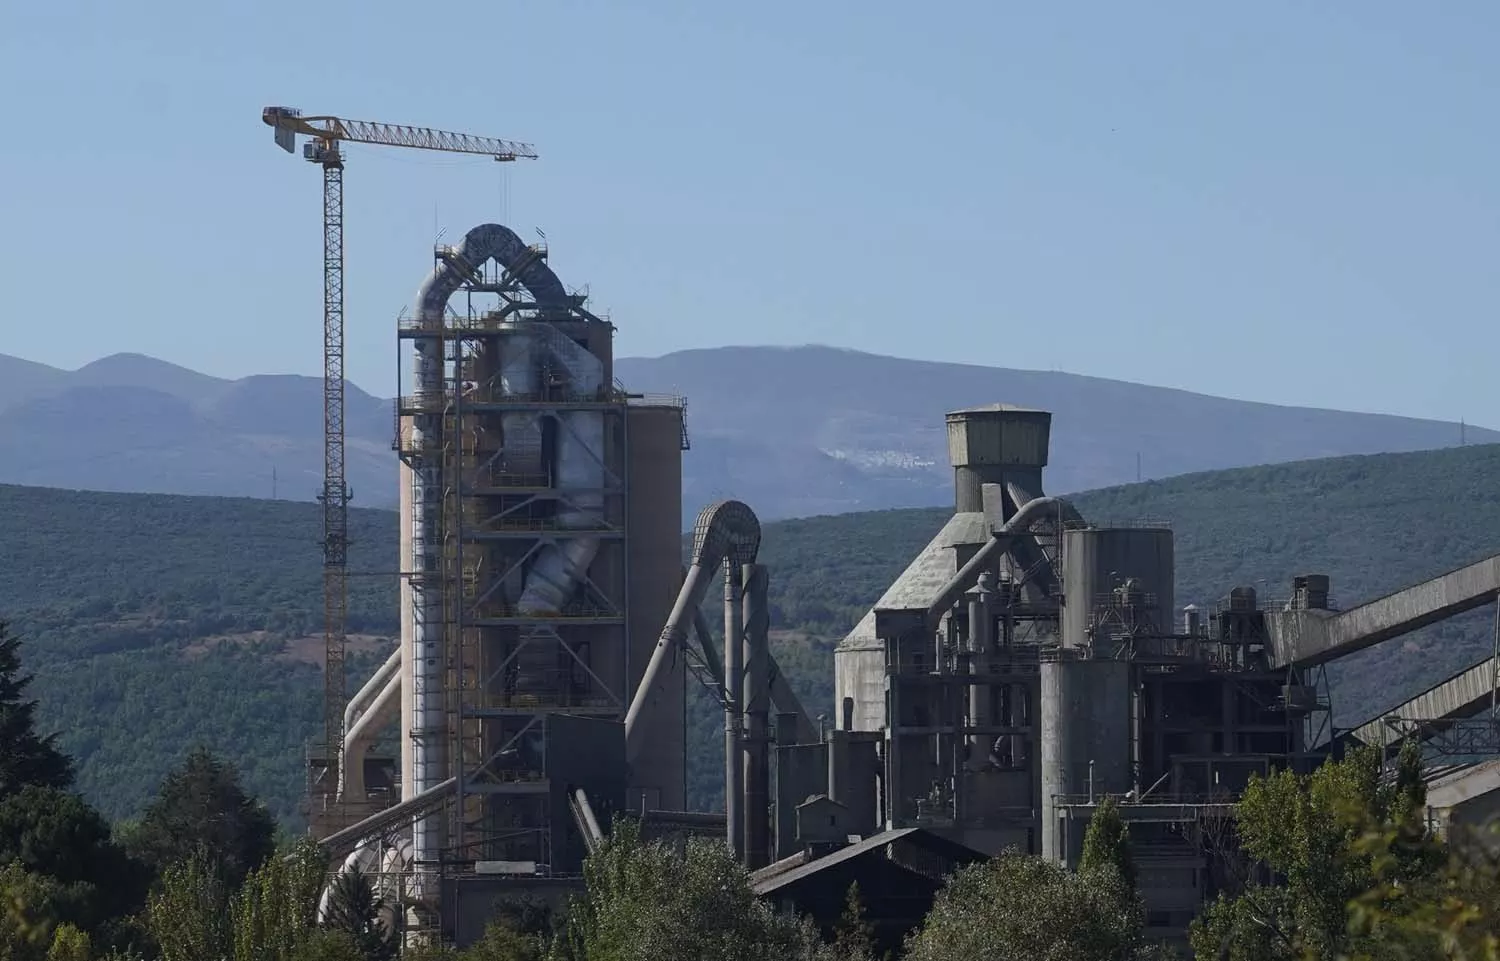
top-left (615, 346), bottom-right (1497, 517)
top-left (5, 442), bottom-right (1500, 822)
top-left (0, 346), bottom-right (1491, 522)
top-left (0, 353), bottom-right (396, 506)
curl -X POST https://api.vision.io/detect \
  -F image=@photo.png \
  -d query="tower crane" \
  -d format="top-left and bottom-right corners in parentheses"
top-left (261, 107), bottom-right (538, 802)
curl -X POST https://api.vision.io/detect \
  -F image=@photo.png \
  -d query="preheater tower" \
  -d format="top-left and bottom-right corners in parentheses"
top-left (393, 224), bottom-right (686, 883)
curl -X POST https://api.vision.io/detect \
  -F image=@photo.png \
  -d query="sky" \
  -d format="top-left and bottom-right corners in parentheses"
top-left (1, 1), bottom-right (1496, 423)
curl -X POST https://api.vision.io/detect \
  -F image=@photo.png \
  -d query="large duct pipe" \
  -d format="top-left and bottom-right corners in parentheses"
top-left (341, 673), bottom-right (401, 802)
top-left (624, 501), bottom-right (761, 761)
top-left (516, 329), bottom-right (605, 615)
top-left (338, 650), bottom-right (401, 798)
top-left (741, 563), bottom-right (771, 869)
top-left (407, 224), bottom-right (572, 884)
top-left (624, 563), bottom-right (716, 752)
top-left (925, 495), bottom-right (1083, 627)
top-left (407, 336), bottom-right (444, 880)
top-left (724, 563), bottom-right (745, 860)
top-left (571, 788), bottom-right (605, 854)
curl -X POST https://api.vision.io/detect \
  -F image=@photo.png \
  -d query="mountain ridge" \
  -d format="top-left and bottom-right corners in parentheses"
top-left (0, 346), bottom-right (1490, 520)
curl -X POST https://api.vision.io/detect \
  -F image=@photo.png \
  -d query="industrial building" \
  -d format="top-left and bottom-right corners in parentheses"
top-left (304, 223), bottom-right (1500, 951)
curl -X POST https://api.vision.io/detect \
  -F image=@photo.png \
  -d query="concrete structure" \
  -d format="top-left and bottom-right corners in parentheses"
top-left (824, 404), bottom-right (1320, 947)
top-left (1267, 555), bottom-right (1500, 668)
top-left (308, 300), bottom-right (1500, 950)
top-left (1424, 760), bottom-right (1500, 852)
top-left (316, 224), bottom-right (689, 934)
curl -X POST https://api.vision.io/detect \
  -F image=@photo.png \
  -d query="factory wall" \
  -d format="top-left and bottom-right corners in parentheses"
top-left (625, 403), bottom-right (687, 811)
top-left (546, 714), bottom-right (627, 874)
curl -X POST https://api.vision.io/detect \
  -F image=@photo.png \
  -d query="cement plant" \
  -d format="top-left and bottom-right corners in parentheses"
top-left (248, 107), bottom-right (1500, 954)
top-left (276, 216), bottom-right (1500, 950)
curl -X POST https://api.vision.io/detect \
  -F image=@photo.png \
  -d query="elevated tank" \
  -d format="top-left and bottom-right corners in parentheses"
top-left (1039, 655), bottom-right (1132, 863)
top-left (1061, 527), bottom-right (1175, 649)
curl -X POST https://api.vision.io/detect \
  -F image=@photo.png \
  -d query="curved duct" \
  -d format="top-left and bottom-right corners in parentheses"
top-left (407, 223), bottom-right (574, 884)
top-left (624, 500), bottom-right (761, 761)
top-left (338, 650), bottom-right (401, 799)
top-left (341, 674), bottom-right (401, 801)
top-left (1003, 480), bottom-right (1063, 604)
top-left (316, 837), bottom-right (412, 926)
top-left (925, 495), bottom-right (1083, 627)
top-left (514, 329), bottom-right (605, 615)
top-left (318, 843), bottom-right (381, 922)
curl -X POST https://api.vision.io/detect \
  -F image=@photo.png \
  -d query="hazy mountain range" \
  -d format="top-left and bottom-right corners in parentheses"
top-left (0, 346), bottom-right (1491, 521)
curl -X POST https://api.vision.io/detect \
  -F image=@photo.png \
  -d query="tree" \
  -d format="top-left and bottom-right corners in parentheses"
top-left (903, 850), bottom-right (1143, 961)
top-left (828, 882), bottom-right (878, 961)
top-left (1188, 744), bottom-right (1449, 961)
top-left (230, 839), bottom-right (328, 961)
top-left (554, 818), bottom-right (825, 961)
top-left (43, 924), bottom-right (90, 961)
top-left (0, 625), bottom-right (72, 796)
top-left (0, 784), bottom-right (150, 932)
top-left (322, 865), bottom-right (398, 961)
top-left (128, 747), bottom-right (277, 886)
top-left (144, 850), bottom-right (232, 961)
top-left (1081, 796), bottom-right (1137, 893)
top-left (0, 862), bottom-right (65, 961)
top-left (462, 922), bottom-right (546, 961)
top-left (291, 930), bottom-right (368, 961)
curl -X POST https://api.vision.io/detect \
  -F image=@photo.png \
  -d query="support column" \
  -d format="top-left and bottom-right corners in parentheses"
top-left (742, 563), bottom-right (770, 870)
top-left (724, 563), bottom-right (745, 861)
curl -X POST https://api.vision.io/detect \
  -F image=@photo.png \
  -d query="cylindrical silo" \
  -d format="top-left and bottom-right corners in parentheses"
top-left (1039, 655), bottom-right (1132, 863)
top-left (1061, 527), bottom-right (1175, 649)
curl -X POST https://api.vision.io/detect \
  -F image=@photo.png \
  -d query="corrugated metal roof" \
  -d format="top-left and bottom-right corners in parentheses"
top-left (1427, 759), bottom-right (1500, 810)
top-left (839, 512), bottom-right (988, 650)
top-left (751, 829), bottom-right (923, 895)
top-left (750, 827), bottom-right (985, 896)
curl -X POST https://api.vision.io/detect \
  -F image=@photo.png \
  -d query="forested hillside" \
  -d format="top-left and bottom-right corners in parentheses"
top-left (6, 442), bottom-right (1500, 821)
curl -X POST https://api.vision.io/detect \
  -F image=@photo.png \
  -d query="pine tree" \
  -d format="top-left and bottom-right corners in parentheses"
top-left (0, 624), bottom-right (73, 796)
top-left (829, 881), bottom-right (878, 961)
top-left (322, 866), bottom-right (397, 961)
top-left (129, 747), bottom-right (277, 886)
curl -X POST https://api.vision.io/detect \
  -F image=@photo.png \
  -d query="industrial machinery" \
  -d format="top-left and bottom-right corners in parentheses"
top-left (310, 377), bottom-right (1500, 949)
top-left (800, 405), bottom-right (1326, 946)
top-left (261, 108), bottom-right (537, 822)
top-left (313, 223), bottom-right (825, 943)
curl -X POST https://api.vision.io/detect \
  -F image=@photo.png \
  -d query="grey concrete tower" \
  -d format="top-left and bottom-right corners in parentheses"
top-left (945, 405), bottom-right (1052, 514)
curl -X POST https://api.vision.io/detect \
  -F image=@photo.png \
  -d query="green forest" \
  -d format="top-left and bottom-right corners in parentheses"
top-left (4, 644), bottom-right (1499, 961)
top-left (6, 442), bottom-right (1500, 821)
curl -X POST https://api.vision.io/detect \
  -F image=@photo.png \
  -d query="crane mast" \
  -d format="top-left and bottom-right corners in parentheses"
top-left (262, 106), bottom-right (536, 812)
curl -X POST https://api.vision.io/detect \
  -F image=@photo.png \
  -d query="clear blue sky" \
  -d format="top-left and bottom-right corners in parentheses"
top-left (2, 1), bottom-right (1495, 422)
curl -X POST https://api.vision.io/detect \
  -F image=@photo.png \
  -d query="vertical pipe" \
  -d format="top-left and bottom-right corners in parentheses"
top-left (966, 596), bottom-right (991, 771)
top-left (723, 562), bottom-right (745, 860)
top-left (886, 635), bottom-right (902, 829)
top-left (410, 335), bottom-right (445, 887)
top-left (742, 563), bottom-right (770, 870)
top-left (773, 711), bottom-right (797, 861)
top-left (1491, 592), bottom-right (1499, 719)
